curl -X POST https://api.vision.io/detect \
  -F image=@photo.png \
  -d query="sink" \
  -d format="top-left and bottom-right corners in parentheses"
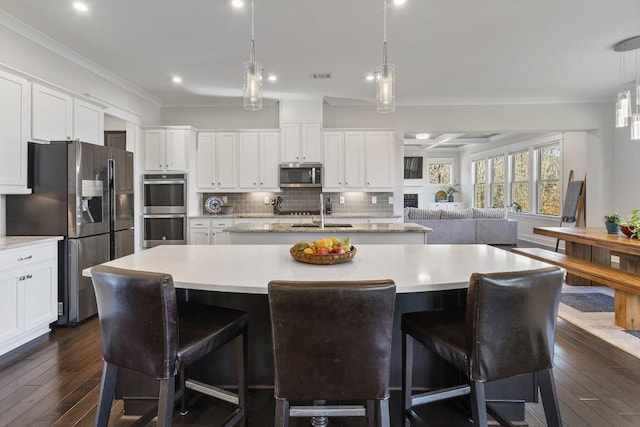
top-left (290, 223), bottom-right (353, 228)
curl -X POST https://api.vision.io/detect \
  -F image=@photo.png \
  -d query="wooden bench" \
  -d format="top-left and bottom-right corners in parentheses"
top-left (511, 247), bottom-right (640, 328)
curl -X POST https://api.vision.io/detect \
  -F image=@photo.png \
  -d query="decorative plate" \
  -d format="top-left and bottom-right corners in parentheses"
top-left (435, 190), bottom-right (448, 201)
top-left (204, 196), bottom-right (223, 214)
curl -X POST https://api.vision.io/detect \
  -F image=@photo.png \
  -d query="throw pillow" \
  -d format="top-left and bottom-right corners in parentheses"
top-left (472, 207), bottom-right (507, 219)
top-left (441, 208), bottom-right (474, 219)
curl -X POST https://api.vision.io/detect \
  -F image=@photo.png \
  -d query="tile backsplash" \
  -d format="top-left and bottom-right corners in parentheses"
top-left (202, 189), bottom-right (394, 215)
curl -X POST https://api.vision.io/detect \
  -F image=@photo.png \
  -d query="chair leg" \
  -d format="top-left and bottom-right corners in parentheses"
top-left (157, 376), bottom-right (176, 427)
top-left (274, 398), bottom-right (289, 427)
top-left (377, 398), bottom-right (391, 427)
top-left (236, 330), bottom-right (249, 426)
top-left (179, 368), bottom-right (188, 415)
top-left (401, 331), bottom-right (414, 427)
top-left (367, 400), bottom-right (375, 427)
top-left (470, 380), bottom-right (488, 427)
top-left (96, 361), bottom-right (118, 427)
top-left (537, 369), bottom-right (563, 427)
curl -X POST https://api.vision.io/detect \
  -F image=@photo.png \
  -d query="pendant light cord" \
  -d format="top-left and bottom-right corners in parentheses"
top-left (250, 0), bottom-right (255, 66)
top-left (382, 0), bottom-right (388, 67)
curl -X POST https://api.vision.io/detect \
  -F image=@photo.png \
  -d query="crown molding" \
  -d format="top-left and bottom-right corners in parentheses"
top-left (0, 10), bottom-right (162, 107)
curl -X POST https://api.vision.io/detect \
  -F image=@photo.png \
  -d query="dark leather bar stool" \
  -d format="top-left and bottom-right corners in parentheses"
top-left (268, 279), bottom-right (396, 427)
top-left (402, 267), bottom-right (564, 427)
top-left (91, 265), bottom-right (248, 427)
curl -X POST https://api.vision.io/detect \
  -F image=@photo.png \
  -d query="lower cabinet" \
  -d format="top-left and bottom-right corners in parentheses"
top-left (0, 242), bottom-right (58, 356)
top-left (188, 218), bottom-right (234, 245)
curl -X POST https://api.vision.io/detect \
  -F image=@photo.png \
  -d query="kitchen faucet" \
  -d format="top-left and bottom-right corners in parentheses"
top-left (320, 193), bottom-right (325, 229)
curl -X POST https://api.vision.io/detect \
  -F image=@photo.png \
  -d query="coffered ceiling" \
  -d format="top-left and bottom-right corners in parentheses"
top-left (1, 0), bottom-right (639, 111)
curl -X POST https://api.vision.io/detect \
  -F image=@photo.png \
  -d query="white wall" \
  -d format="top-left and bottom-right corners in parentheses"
top-left (161, 105), bottom-right (279, 129)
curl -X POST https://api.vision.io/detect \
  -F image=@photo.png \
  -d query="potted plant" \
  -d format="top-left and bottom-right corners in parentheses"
top-left (603, 212), bottom-right (621, 234)
top-left (220, 202), bottom-right (235, 215)
top-left (443, 181), bottom-right (461, 202)
top-left (620, 209), bottom-right (640, 239)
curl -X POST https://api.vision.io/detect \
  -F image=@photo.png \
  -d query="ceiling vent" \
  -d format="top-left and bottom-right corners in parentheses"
top-left (312, 73), bottom-right (332, 79)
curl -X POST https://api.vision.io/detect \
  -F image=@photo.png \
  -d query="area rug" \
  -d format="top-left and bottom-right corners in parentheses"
top-left (558, 285), bottom-right (640, 359)
top-left (560, 292), bottom-right (614, 312)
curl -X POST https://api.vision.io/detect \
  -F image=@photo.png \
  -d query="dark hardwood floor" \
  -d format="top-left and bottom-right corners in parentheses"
top-left (0, 316), bottom-right (639, 426)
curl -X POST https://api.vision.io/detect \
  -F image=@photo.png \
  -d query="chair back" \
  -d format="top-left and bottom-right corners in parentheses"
top-left (465, 267), bottom-right (564, 382)
top-left (268, 280), bottom-right (396, 401)
top-left (91, 265), bottom-right (178, 379)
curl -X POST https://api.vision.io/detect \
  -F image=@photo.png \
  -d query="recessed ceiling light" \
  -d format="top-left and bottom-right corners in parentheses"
top-left (415, 133), bottom-right (430, 140)
top-left (394, 0), bottom-right (407, 5)
top-left (73, 2), bottom-right (88, 12)
top-left (172, 76), bottom-right (182, 84)
top-left (268, 75), bottom-right (277, 82)
top-left (366, 74), bottom-right (375, 82)
top-left (231, 0), bottom-right (244, 8)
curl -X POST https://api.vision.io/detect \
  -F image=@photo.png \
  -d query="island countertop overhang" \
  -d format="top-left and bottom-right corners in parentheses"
top-left (224, 222), bottom-right (431, 233)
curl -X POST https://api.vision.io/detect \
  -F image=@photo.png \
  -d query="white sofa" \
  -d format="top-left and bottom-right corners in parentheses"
top-left (404, 207), bottom-right (518, 245)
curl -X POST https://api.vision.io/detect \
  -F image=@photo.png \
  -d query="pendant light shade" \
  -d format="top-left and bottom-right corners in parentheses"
top-left (243, 0), bottom-right (262, 111)
top-left (613, 36), bottom-right (640, 138)
top-left (376, 0), bottom-right (395, 113)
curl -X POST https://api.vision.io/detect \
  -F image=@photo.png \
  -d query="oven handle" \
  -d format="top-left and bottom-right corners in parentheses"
top-left (143, 214), bottom-right (187, 218)
top-left (142, 180), bottom-right (186, 185)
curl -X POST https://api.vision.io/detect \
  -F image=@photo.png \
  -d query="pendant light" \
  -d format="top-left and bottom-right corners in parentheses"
top-left (631, 50), bottom-right (640, 140)
top-left (243, 0), bottom-right (262, 110)
top-left (613, 36), bottom-right (640, 137)
top-left (376, 0), bottom-right (395, 113)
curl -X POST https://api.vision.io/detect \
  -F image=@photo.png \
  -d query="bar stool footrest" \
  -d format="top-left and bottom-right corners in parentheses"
top-left (290, 405), bottom-right (367, 417)
top-left (411, 384), bottom-right (470, 406)
top-left (185, 379), bottom-right (239, 405)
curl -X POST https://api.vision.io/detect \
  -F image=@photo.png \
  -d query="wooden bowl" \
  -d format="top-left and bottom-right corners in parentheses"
top-left (290, 246), bottom-right (357, 265)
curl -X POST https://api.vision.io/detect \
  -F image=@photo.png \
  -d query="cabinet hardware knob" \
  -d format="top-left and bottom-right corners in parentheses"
top-left (26, 274), bottom-right (32, 279)
top-left (18, 255), bottom-right (33, 261)
top-left (166, 164), bottom-right (169, 168)
top-left (260, 182), bottom-right (263, 185)
top-left (254, 182), bottom-right (256, 185)
top-left (218, 182), bottom-right (221, 186)
top-left (19, 276), bottom-right (26, 281)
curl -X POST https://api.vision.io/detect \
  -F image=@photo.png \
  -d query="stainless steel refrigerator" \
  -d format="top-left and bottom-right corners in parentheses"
top-left (6, 141), bottom-right (134, 325)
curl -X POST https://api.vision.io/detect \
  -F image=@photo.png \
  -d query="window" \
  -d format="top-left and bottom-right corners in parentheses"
top-left (537, 144), bottom-right (561, 216)
top-left (511, 151), bottom-right (529, 212)
top-left (490, 155), bottom-right (505, 207)
top-left (473, 159), bottom-right (486, 208)
top-left (427, 161), bottom-right (452, 184)
top-left (403, 157), bottom-right (423, 179)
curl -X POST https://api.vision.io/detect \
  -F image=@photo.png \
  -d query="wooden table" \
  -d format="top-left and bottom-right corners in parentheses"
top-left (534, 227), bottom-right (640, 327)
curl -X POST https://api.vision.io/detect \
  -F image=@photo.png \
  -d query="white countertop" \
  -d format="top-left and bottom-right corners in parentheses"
top-left (225, 222), bottom-right (429, 233)
top-left (190, 213), bottom-right (402, 219)
top-left (0, 236), bottom-right (63, 251)
top-left (83, 244), bottom-right (554, 294)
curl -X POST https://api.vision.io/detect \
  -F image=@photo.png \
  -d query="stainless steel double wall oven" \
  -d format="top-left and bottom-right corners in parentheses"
top-left (142, 173), bottom-right (187, 248)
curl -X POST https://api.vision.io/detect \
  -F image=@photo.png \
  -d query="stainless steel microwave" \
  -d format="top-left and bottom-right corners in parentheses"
top-left (279, 163), bottom-right (322, 188)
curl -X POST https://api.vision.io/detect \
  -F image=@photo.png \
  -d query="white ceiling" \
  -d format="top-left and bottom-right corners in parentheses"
top-left (1, 0), bottom-right (639, 111)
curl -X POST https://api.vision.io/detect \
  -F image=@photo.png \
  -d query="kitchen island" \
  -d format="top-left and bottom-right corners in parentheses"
top-left (226, 222), bottom-right (430, 244)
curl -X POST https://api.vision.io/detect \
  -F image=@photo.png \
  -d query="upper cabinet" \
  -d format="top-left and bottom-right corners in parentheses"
top-left (281, 122), bottom-right (321, 163)
top-left (195, 132), bottom-right (236, 191)
top-left (365, 131), bottom-right (395, 190)
top-left (31, 84), bottom-right (73, 142)
top-left (238, 131), bottom-right (280, 191)
top-left (73, 99), bottom-right (104, 145)
top-left (143, 128), bottom-right (188, 172)
top-left (32, 84), bottom-right (104, 145)
top-left (0, 70), bottom-right (30, 193)
top-left (196, 131), bottom-right (280, 192)
top-left (322, 130), bottom-right (395, 192)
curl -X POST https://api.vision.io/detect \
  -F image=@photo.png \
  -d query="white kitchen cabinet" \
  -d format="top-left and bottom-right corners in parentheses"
top-left (237, 132), bottom-right (280, 191)
top-left (0, 70), bottom-right (30, 194)
top-left (31, 84), bottom-right (73, 142)
top-left (195, 131), bottom-right (238, 191)
top-left (216, 133), bottom-right (237, 189)
top-left (365, 131), bottom-right (395, 190)
top-left (73, 98), bottom-right (104, 145)
top-left (188, 218), bottom-right (233, 245)
top-left (281, 122), bottom-right (321, 163)
top-left (427, 202), bottom-right (469, 210)
top-left (343, 132), bottom-right (366, 189)
top-left (323, 131), bottom-right (365, 191)
top-left (143, 128), bottom-right (188, 172)
top-left (0, 241), bottom-right (58, 356)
